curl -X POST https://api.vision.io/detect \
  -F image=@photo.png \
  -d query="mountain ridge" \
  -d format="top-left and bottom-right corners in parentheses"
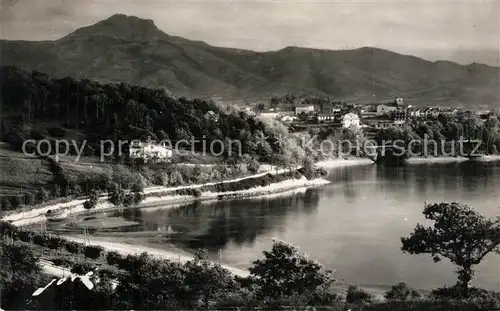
top-left (1, 14), bottom-right (499, 107)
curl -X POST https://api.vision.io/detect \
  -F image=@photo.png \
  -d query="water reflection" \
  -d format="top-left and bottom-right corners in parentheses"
top-left (112, 190), bottom-right (321, 252)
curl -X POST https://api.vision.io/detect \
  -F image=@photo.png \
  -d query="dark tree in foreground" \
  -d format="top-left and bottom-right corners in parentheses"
top-left (249, 239), bottom-right (336, 305)
top-left (384, 282), bottom-right (421, 301)
top-left (401, 202), bottom-right (500, 298)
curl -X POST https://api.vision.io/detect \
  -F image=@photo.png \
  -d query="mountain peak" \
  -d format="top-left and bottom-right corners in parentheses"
top-left (63, 14), bottom-right (164, 41)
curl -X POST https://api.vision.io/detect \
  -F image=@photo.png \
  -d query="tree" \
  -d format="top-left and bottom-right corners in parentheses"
top-left (83, 190), bottom-right (99, 209)
top-left (401, 202), bottom-right (500, 298)
top-left (384, 282), bottom-right (421, 301)
top-left (23, 192), bottom-right (36, 206)
top-left (302, 156), bottom-right (315, 180)
top-left (246, 157), bottom-right (260, 174)
top-left (183, 249), bottom-right (237, 308)
top-left (0, 242), bottom-right (46, 309)
top-left (169, 170), bottom-right (184, 186)
top-left (108, 182), bottom-right (125, 206)
top-left (345, 285), bottom-right (374, 304)
top-left (249, 239), bottom-right (335, 303)
top-left (36, 187), bottom-right (49, 203)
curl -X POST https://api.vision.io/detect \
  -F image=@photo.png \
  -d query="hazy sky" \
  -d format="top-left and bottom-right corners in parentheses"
top-left (1, 0), bottom-right (499, 66)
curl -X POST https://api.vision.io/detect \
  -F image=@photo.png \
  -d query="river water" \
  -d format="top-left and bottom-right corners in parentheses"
top-left (66, 161), bottom-right (500, 290)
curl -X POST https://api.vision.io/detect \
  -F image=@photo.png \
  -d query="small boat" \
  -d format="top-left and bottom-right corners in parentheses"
top-left (45, 209), bottom-right (68, 222)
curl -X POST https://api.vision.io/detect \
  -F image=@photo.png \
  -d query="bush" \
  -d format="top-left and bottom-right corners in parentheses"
top-left (52, 257), bottom-right (74, 268)
top-left (106, 251), bottom-right (124, 266)
top-left (36, 187), bottom-right (49, 203)
top-left (10, 195), bottom-right (22, 208)
top-left (123, 193), bottom-right (134, 207)
top-left (47, 236), bottom-right (65, 250)
top-left (247, 158), bottom-right (260, 174)
top-left (192, 188), bottom-right (202, 197)
top-left (133, 192), bottom-right (144, 204)
top-left (169, 170), bottom-right (184, 186)
top-left (23, 192), bottom-right (36, 206)
top-left (384, 282), bottom-right (421, 301)
top-left (71, 262), bottom-right (95, 275)
top-left (346, 285), bottom-right (375, 304)
top-left (131, 179), bottom-right (144, 193)
top-left (1, 197), bottom-right (13, 211)
top-left (47, 126), bottom-right (67, 138)
top-left (64, 241), bottom-right (82, 254)
top-left (32, 233), bottom-right (48, 246)
top-left (84, 245), bottom-right (104, 259)
top-left (108, 182), bottom-right (125, 206)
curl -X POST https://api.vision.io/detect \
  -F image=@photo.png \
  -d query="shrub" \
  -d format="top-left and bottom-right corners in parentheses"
top-left (47, 126), bottom-right (67, 138)
top-left (52, 257), bottom-right (73, 268)
top-left (23, 192), bottom-right (36, 206)
top-left (346, 285), bottom-right (375, 304)
top-left (36, 187), bottom-right (49, 203)
top-left (247, 158), bottom-right (260, 174)
top-left (32, 233), bottom-right (48, 246)
top-left (84, 245), bottom-right (104, 259)
top-left (131, 179), bottom-right (144, 193)
top-left (192, 188), bottom-right (202, 198)
top-left (1, 197), bottom-right (12, 211)
top-left (10, 195), bottom-right (22, 208)
top-left (169, 170), bottom-right (184, 186)
top-left (47, 236), bottom-right (65, 250)
top-left (384, 282), bottom-right (421, 301)
top-left (71, 262), bottom-right (95, 275)
top-left (108, 182), bottom-right (125, 206)
top-left (106, 251), bottom-right (124, 266)
top-left (123, 193), bottom-right (134, 207)
top-left (133, 192), bottom-right (144, 204)
top-left (98, 268), bottom-right (122, 280)
top-left (64, 241), bottom-right (82, 254)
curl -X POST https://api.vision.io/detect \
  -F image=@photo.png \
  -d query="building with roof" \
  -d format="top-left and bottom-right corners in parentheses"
top-left (294, 104), bottom-right (315, 115)
top-left (341, 113), bottom-right (360, 128)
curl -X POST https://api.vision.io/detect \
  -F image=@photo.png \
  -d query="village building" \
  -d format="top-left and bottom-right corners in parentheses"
top-left (259, 109), bottom-right (279, 119)
top-left (317, 114), bottom-right (336, 123)
top-left (129, 141), bottom-right (173, 162)
top-left (362, 115), bottom-right (406, 129)
top-left (294, 104), bottom-right (315, 115)
top-left (376, 97), bottom-right (405, 116)
top-left (341, 112), bottom-right (360, 128)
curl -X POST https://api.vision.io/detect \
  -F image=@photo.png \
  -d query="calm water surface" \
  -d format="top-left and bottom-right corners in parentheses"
top-left (82, 162), bottom-right (500, 290)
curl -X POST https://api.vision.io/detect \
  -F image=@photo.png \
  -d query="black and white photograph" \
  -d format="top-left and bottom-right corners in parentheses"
top-left (0, 0), bottom-right (500, 310)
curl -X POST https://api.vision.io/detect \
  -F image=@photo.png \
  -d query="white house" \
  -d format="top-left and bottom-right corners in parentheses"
top-left (341, 113), bottom-right (360, 128)
top-left (294, 104), bottom-right (315, 115)
top-left (129, 141), bottom-right (173, 162)
top-left (376, 103), bottom-right (399, 115)
top-left (259, 110), bottom-right (279, 119)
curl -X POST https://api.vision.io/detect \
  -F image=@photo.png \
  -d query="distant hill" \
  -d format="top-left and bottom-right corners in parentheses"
top-left (1, 14), bottom-right (499, 108)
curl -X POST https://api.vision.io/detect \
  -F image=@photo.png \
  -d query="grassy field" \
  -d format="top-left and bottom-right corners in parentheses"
top-left (0, 143), bottom-right (53, 196)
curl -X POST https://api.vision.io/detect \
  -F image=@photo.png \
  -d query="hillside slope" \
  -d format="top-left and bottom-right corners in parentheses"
top-left (1, 14), bottom-right (499, 107)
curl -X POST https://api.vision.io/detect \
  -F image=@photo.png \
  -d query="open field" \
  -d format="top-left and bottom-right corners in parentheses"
top-left (0, 144), bottom-right (53, 196)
